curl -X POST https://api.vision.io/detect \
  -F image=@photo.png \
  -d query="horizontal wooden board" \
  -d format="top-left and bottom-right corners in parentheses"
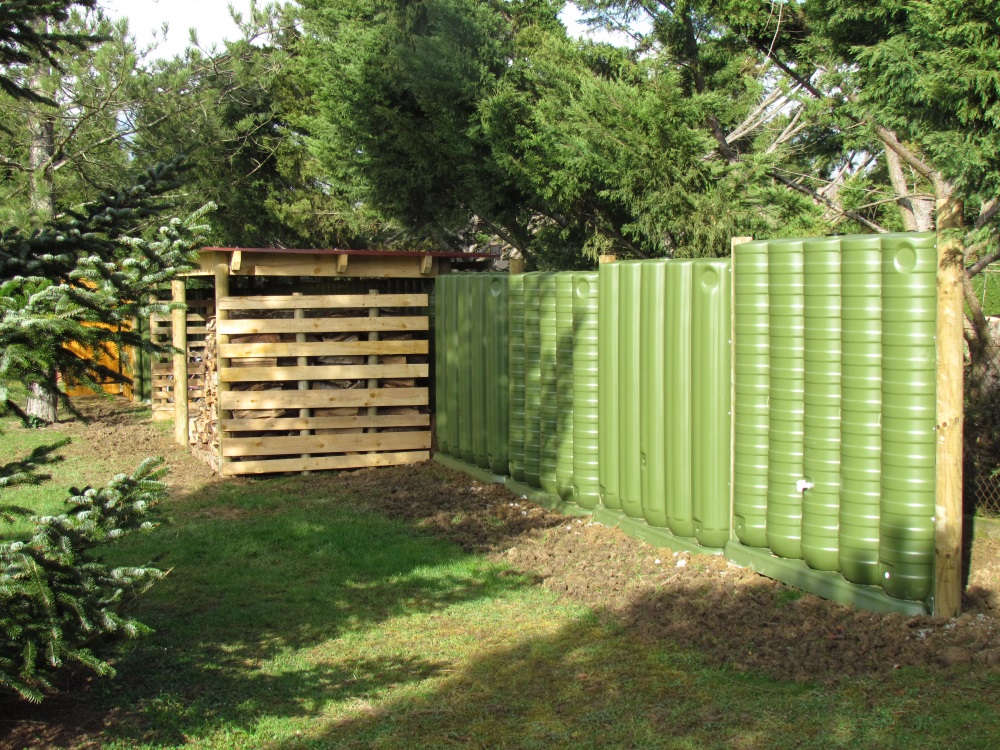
top-left (221, 450), bottom-right (430, 476)
top-left (221, 387), bottom-right (427, 411)
top-left (220, 363), bottom-right (428, 383)
top-left (222, 430), bottom-right (430, 457)
top-left (221, 253), bottom-right (437, 279)
top-left (220, 340), bottom-right (428, 358)
top-left (219, 293), bottom-right (428, 311)
top-left (221, 413), bottom-right (429, 432)
top-left (218, 316), bottom-right (428, 336)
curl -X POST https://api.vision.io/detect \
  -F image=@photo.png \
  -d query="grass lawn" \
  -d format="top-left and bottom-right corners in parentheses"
top-left (2, 406), bottom-right (1000, 749)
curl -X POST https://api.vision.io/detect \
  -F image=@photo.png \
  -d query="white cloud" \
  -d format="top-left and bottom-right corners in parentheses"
top-left (101, 0), bottom-right (255, 59)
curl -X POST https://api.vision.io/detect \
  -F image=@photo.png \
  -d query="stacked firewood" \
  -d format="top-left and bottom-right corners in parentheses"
top-left (188, 316), bottom-right (219, 455)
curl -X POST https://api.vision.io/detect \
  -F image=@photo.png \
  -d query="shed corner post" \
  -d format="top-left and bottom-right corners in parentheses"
top-left (730, 236), bottom-right (753, 542)
top-left (171, 278), bottom-right (189, 447)
top-left (934, 198), bottom-right (965, 619)
top-left (214, 254), bottom-right (232, 476)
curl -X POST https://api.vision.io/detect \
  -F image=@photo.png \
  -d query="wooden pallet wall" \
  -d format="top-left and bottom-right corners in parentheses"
top-left (150, 298), bottom-right (214, 420)
top-left (215, 292), bottom-right (431, 476)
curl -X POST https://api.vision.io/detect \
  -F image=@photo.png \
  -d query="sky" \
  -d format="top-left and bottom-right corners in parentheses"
top-left (99, 1), bottom-right (614, 60)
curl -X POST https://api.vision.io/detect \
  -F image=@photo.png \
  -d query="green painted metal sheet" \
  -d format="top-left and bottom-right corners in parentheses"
top-left (691, 259), bottom-right (732, 549)
top-left (802, 237), bottom-right (842, 572)
top-left (572, 272), bottom-right (601, 509)
top-left (434, 276), bottom-right (451, 457)
top-left (640, 260), bottom-right (669, 528)
top-left (508, 274), bottom-right (526, 482)
top-left (664, 260), bottom-right (694, 538)
top-left (878, 233), bottom-right (937, 601)
top-left (598, 262), bottom-right (621, 510)
top-left (838, 235), bottom-right (883, 586)
top-left (732, 241), bottom-right (770, 548)
top-left (471, 275), bottom-right (489, 469)
top-left (766, 239), bottom-right (805, 560)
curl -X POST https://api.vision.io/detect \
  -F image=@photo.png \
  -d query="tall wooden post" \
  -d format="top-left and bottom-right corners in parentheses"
top-left (935, 198), bottom-right (965, 618)
top-left (214, 255), bottom-right (232, 474)
top-left (171, 279), bottom-right (189, 446)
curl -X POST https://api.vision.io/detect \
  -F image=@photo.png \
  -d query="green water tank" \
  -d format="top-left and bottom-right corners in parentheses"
top-left (691, 259), bottom-right (732, 549)
top-left (732, 241), bottom-right (770, 548)
top-left (802, 237), bottom-right (842, 572)
top-left (485, 274), bottom-right (510, 475)
top-left (598, 262), bottom-right (621, 510)
top-left (618, 262), bottom-right (644, 520)
top-left (664, 260), bottom-right (694, 538)
top-left (539, 273), bottom-right (560, 496)
top-left (555, 273), bottom-right (576, 500)
top-left (838, 235), bottom-right (883, 586)
top-left (508, 274), bottom-right (526, 482)
top-left (572, 272), bottom-right (601, 509)
top-left (523, 272), bottom-right (543, 488)
top-left (878, 233), bottom-right (937, 601)
top-left (640, 260), bottom-right (669, 528)
top-left (434, 276), bottom-right (451, 457)
top-left (766, 239), bottom-right (805, 560)
top-left (470, 275), bottom-right (490, 469)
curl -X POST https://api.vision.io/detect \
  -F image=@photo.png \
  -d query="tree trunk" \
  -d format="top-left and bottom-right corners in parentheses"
top-left (26, 380), bottom-right (58, 424)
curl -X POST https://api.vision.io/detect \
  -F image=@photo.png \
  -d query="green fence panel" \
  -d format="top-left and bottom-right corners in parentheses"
top-left (766, 240), bottom-right (805, 560)
top-left (486, 274), bottom-right (510, 475)
top-left (572, 272), bottom-right (601, 509)
top-left (838, 236), bottom-right (884, 586)
top-left (508, 274), bottom-right (526, 482)
top-left (471, 275), bottom-right (490, 469)
top-left (640, 261), bottom-right (669, 528)
top-left (540, 273), bottom-right (560, 496)
top-left (664, 260), bottom-right (695, 538)
top-left (523, 272), bottom-right (543, 488)
top-left (691, 259), bottom-right (732, 549)
top-left (556, 273), bottom-right (576, 500)
top-left (732, 242), bottom-right (770, 548)
top-left (618, 262), bottom-right (644, 520)
top-left (598, 262), bottom-right (621, 510)
top-left (457, 276), bottom-right (475, 464)
top-left (879, 234), bottom-right (937, 601)
top-left (802, 237), bottom-right (842, 572)
top-left (445, 276), bottom-right (464, 461)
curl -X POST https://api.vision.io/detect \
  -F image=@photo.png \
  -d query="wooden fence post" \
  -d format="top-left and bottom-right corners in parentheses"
top-left (935, 199), bottom-right (965, 618)
top-left (172, 279), bottom-right (188, 446)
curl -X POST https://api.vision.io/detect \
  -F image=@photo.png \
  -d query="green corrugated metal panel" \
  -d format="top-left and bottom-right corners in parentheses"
top-left (457, 277), bottom-right (475, 465)
top-left (434, 276), bottom-right (451, 457)
top-left (486, 275), bottom-right (510, 475)
top-left (839, 235), bottom-right (883, 586)
top-left (598, 262), bottom-right (621, 510)
top-left (640, 261), bottom-right (669, 528)
top-left (879, 233), bottom-right (936, 601)
top-left (664, 260), bottom-right (694, 538)
top-left (556, 273), bottom-right (576, 500)
top-left (766, 239), bottom-right (805, 560)
top-left (732, 242), bottom-right (770, 548)
top-left (508, 274), bottom-right (526, 482)
top-left (618, 262), bottom-right (644, 520)
top-left (539, 273), bottom-right (559, 496)
top-left (691, 259), bottom-right (732, 549)
top-left (802, 237), bottom-right (842, 572)
top-left (523, 272), bottom-right (543, 488)
top-left (572, 272), bottom-right (601, 509)
top-left (471, 275), bottom-right (490, 469)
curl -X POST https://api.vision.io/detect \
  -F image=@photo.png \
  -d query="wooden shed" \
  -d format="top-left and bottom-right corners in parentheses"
top-left (158, 247), bottom-right (496, 476)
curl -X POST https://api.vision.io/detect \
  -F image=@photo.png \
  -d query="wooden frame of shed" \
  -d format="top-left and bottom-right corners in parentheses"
top-left (162, 247), bottom-right (496, 476)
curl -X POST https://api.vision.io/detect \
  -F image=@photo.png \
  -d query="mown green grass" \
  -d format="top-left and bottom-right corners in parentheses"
top-left (3, 416), bottom-right (1000, 749)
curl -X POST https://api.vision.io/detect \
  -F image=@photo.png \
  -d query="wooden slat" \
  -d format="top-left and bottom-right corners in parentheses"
top-left (220, 387), bottom-right (428, 411)
top-left (222, 450), bottom-right (431, 476)
top-left (221, 413), bottom-right (430, 432)
top-left (223, 430), bottom-right (431, 457)
top-left (219, 293), bottom-right (428, 311)
top-left (218, 316), bottom-right (428, 336)
top-left (221, 340), bottom-right (428, 358)
top-left (220, 253), bottom-right (436, 279)
top-left (220, 363), bottom-right (428, 383)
